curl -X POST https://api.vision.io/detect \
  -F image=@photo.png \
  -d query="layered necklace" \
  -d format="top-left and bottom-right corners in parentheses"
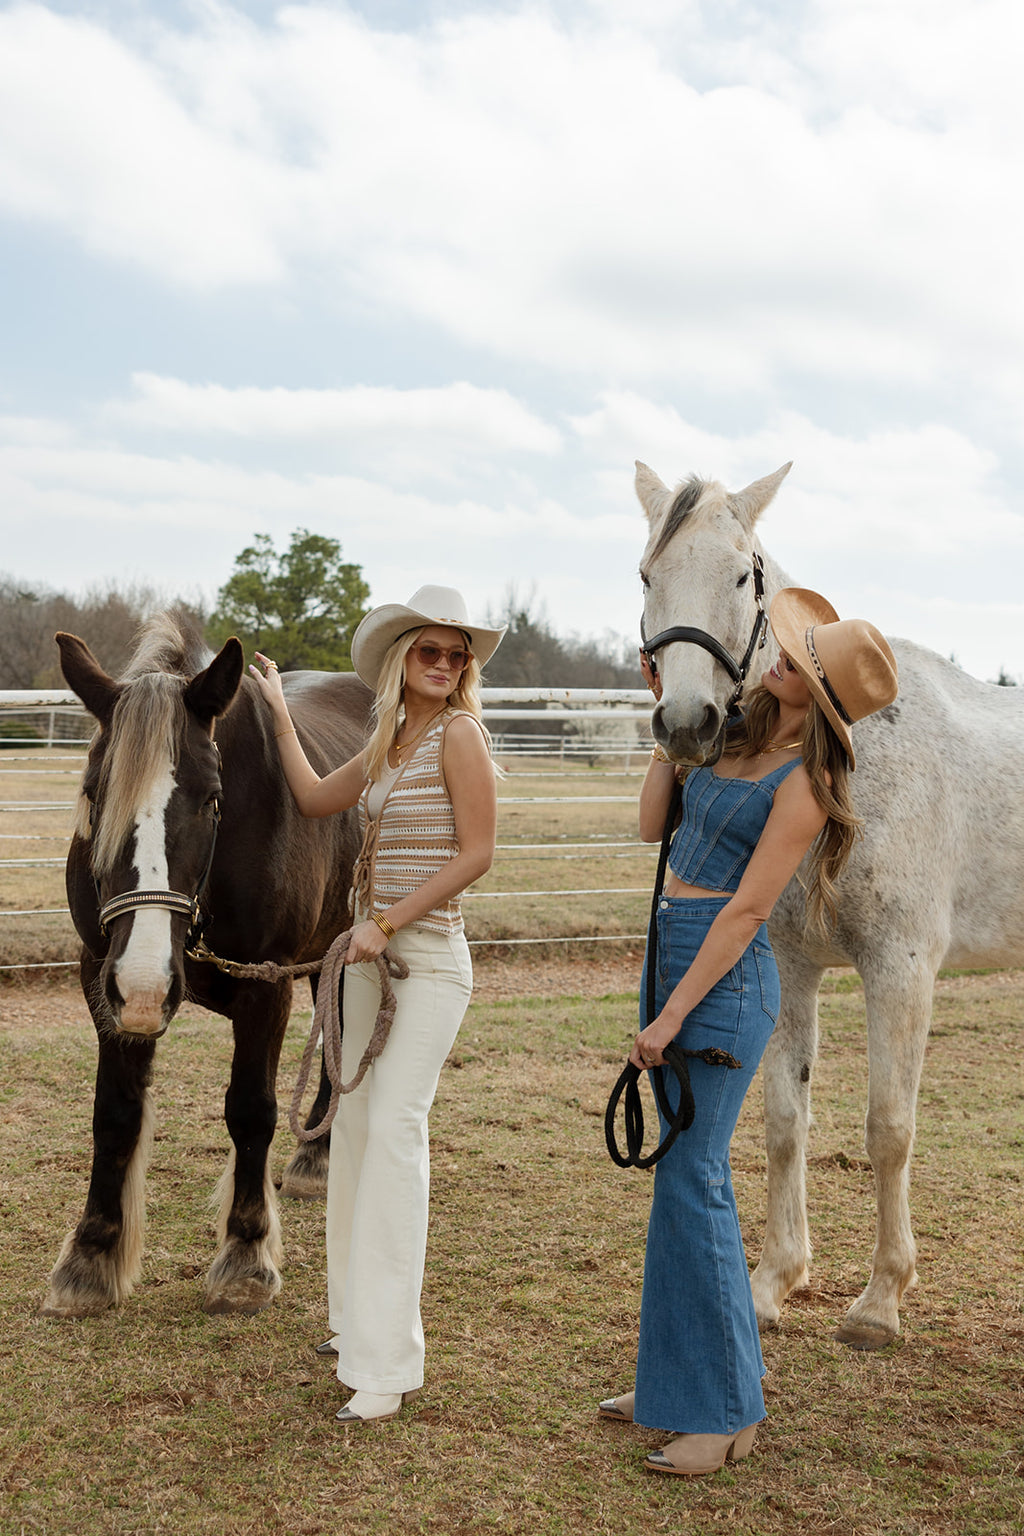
top-left (392, 706), bottom-right (448, 765)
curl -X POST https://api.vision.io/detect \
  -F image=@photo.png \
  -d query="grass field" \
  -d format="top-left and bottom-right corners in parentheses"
top-left (1, 966), bottom-right (1022, 1535)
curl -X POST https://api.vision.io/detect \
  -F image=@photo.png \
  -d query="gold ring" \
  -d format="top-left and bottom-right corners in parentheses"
top-left (266, 661), bottom-right (278, 671)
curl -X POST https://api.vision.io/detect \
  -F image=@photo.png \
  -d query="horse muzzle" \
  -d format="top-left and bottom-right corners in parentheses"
top-left (653, 700), bottom-right (727, 767)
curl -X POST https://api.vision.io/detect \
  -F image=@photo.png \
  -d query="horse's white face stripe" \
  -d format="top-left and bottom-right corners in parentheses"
top-left (115, 761), bottom-right (176, 1000)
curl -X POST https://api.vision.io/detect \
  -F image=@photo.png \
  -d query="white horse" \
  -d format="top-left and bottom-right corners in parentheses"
top-left (635, 460), bottom-right (1024, 1348)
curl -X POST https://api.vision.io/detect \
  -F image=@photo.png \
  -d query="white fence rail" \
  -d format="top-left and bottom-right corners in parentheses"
top-left (1, 688), bottom-right (657, 973)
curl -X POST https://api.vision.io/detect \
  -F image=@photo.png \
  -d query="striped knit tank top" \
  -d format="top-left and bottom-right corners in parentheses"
top-left (352, 709), bottom-right (471, 935)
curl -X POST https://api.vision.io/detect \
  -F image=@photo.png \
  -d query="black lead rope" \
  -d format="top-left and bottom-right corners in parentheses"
top-left (604, 778), bottom-right (742, 1170)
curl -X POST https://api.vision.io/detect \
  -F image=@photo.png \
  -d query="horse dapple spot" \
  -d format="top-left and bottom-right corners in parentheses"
top-left (44, 612), bottom-right (371, 1318)
top-left (635, 460), bottom-right (1024, 1349)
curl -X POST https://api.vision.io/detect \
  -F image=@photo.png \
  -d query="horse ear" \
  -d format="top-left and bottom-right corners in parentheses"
top-left (184, 637), bottom-right (245, 725)
top-left (56, 632), bottom-right (121, 727)
top-left (634, 461), bottom-right (675, 526)
top-left (730, 462), bottom-right (793, 533)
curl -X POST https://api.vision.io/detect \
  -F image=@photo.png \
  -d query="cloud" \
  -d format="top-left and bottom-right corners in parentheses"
top-left (105, 373), bottom-right (561, 454)
top-left (1, 2), bottom-right (1021, 411)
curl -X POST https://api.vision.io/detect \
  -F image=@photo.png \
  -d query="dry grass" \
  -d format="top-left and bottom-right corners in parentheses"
top-left (1, 967), bottom-right (1022, 1535)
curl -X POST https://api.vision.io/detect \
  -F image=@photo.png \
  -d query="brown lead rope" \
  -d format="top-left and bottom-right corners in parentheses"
top-left (186, 928), bottom-right (409, 1142)
top-left (288, 929), bottom-right (409, 1143)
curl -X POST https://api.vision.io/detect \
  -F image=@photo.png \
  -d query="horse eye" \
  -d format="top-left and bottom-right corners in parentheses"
top-left (640, 572), bottom-right (651, 590)
top-left (736, 571), bottom-right (750, 588)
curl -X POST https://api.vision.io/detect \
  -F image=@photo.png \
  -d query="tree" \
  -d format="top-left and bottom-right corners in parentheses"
top-left (484, 585), bottom-right (640, 688)
top-left (0, 576), bottom-right (173, 688)
top-left (207, 529), bottom-right (370, 672)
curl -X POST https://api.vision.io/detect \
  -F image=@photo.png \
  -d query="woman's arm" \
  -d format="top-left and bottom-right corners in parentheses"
top-left (248, 654), bottom-right (367, 818)
top-left (639, 751), bottom-right (681, 842)
top-left (342, 714), bottom-right (497, 963)
top-left (632, 767), bottom-right (828, 1068)
top-left (637, 649), bottom-right (680, 841)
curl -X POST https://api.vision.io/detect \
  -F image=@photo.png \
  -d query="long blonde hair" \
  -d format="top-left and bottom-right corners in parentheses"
top-left (363, 627), bottom-right (491, 781)
top-left (725, 685), bottom-right (860, 935)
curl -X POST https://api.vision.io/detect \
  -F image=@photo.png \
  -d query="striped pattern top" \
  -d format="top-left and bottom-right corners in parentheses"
top-left (352, 709), bottom-right (469, 935)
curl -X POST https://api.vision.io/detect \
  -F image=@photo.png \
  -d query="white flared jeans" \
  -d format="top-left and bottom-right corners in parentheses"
top-left (325, 921), bottom-right (472, 1393)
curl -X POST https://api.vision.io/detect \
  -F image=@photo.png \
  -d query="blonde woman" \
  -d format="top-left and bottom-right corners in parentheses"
top-left (251, 585), bottom-right (504, 1424)
top-left (602, 589), bottom-right (898, 1475)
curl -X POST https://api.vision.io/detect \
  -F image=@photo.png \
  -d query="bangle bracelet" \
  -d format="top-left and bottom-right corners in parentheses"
top-left (650, 745), bottom-right (671, 763)
top-left (275, 726), bottom-right (297, 740)
top-left (371, 912), bottom-right (396, 940)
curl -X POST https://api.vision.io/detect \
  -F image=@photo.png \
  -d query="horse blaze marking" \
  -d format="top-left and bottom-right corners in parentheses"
top-left (116, 762), bottom-right (175, 1029)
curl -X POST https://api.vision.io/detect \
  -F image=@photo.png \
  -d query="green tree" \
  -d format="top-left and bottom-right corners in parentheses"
top-left (207, 529), bottom-right (370, 671)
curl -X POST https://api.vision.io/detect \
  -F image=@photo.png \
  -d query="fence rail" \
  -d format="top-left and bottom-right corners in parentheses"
top-left (2, 688), bottom-right (657, 974)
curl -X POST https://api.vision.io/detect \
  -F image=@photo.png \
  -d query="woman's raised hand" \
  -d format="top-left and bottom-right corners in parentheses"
top-left (640, 650), bottom-right (663, 701)
top-left (249, 652), bottom-right (287, 707)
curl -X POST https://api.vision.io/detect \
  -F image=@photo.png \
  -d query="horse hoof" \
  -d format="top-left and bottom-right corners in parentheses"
top-left (279, 1147), bottom-right (329, 1202)
top-left (833, 1320), bottom-right (897, 1351)
top-left (40, 1295), bottom-right (113, 1320)
top-left (203, 1276), bottom-right (279, 1315)
top-left (279, 1168), bottom-right (328, 1201)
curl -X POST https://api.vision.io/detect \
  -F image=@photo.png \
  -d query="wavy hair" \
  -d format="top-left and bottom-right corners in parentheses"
top-left (725, 685), bottom-right (861, 935)
top-left (363, 627), bottom-right (492, 782)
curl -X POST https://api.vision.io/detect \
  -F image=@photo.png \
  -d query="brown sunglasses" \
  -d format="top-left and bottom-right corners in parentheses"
top-left (409, 642), bottom-right (473, 672)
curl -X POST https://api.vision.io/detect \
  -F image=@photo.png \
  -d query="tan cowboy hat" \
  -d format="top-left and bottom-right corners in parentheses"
top-left (769, 588), bottom-right (899, 768)
top-left (350, 584), bottom-right (506, 689)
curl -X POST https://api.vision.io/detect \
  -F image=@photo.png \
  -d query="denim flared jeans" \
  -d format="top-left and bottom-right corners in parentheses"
top-left (633, 896), bottom-right (780, 1435)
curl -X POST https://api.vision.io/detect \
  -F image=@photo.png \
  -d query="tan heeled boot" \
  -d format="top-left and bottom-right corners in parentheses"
top-left (644, 1421), bottom-right (759, 1476)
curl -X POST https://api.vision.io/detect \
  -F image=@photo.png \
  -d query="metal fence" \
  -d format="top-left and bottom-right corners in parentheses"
top-left (0, 688), bottom-right (657, 974)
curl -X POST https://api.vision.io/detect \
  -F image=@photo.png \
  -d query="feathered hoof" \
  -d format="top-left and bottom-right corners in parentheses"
top-left (203, 1243), bottom-right (282, 1315)
top-left (203, 1272), bottom-right (281, 1315)
top-left (833, 1318), bottom-right (897, 1351)
top-left (279, 1145), bottom-right (329, 1202)
top-left (40, 1286), bottom-right (115, 1320)
top-left (41, 1237), bottom-right (128, 1318)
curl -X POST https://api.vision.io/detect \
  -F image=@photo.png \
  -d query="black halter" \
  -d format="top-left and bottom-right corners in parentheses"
top-left (640, 552), bottom-right (769, 721)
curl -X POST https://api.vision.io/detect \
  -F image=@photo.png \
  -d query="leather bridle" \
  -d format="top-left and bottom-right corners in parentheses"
top-left (640, 551), bottom-right (769, 722)
top-left (93, 743), bottom-right (223, 954)
top-left (96, 800), bottom-right (220, 951)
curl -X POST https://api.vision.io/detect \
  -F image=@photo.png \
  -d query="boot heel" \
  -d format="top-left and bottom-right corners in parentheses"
top-left (726, 1423), bottom-right (758, 1462)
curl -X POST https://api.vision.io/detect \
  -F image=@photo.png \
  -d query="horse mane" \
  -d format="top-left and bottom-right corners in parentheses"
top-left (648, 476), bottom-right (716, 562)
top-left (90, 611), bottom-right (214, 876)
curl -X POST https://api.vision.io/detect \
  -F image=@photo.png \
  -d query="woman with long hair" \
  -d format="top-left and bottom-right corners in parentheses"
top-left (251, 585), bottom-right (504, 1424)
top-left (601, 588), bottom-right (898, 1475)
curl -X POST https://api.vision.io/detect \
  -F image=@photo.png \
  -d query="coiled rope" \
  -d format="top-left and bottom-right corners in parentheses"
top-left (187, 928), bottom-right (409, 1142)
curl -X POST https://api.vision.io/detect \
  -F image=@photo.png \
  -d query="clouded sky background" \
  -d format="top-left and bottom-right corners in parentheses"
top-left (2, 0), bottom-right (1022, 681)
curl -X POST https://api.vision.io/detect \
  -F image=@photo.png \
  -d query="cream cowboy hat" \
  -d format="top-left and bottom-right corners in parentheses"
top-left (769, 588), bottom-right (899, 769)
top-left (350, 584), bottom-right (507, 689)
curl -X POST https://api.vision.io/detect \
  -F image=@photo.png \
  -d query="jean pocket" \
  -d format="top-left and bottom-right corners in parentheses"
top-left (753, 945), bottom-right (781, 1028)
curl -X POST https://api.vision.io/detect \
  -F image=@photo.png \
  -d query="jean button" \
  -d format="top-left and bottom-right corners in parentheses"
top-left (659, 899), bottom-right (669, 910)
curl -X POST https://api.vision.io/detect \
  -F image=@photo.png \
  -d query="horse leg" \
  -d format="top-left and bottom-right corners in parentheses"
top-left (204, 980), bottom-right (291, 1314)
top-left (834, 960), bottom-right (934, 1349)
top-left (44, 976), bottom-right (157, 1316)
top-left (749, 944), bottom-right (824, 1329)
top-left (279, 971), bottom-right (332, 1201)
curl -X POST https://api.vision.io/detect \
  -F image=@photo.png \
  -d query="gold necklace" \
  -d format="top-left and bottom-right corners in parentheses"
top-left (393, 707), bottom-right (447, 764)
top-left (759, 739), bottom-right (802, 755)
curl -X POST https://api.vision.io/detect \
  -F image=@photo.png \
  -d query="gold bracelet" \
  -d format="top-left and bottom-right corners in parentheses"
top-left (275, 726), bottom-right (297, 740)
top-left (371, 911), bottom-right (396, 940)
top-left (650, 745), bottom-right (671, 763)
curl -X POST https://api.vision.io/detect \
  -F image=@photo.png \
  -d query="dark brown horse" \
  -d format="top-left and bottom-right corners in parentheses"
top-left (44, 612), bottom-right (371, 1317)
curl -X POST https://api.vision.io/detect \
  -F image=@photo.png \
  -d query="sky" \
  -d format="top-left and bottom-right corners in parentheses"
top-left (1, 0), bottom-right (1022, 683)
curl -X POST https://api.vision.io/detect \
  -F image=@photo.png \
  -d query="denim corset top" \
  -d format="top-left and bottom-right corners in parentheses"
top-left (667, 758), bottom-right (803, 893)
